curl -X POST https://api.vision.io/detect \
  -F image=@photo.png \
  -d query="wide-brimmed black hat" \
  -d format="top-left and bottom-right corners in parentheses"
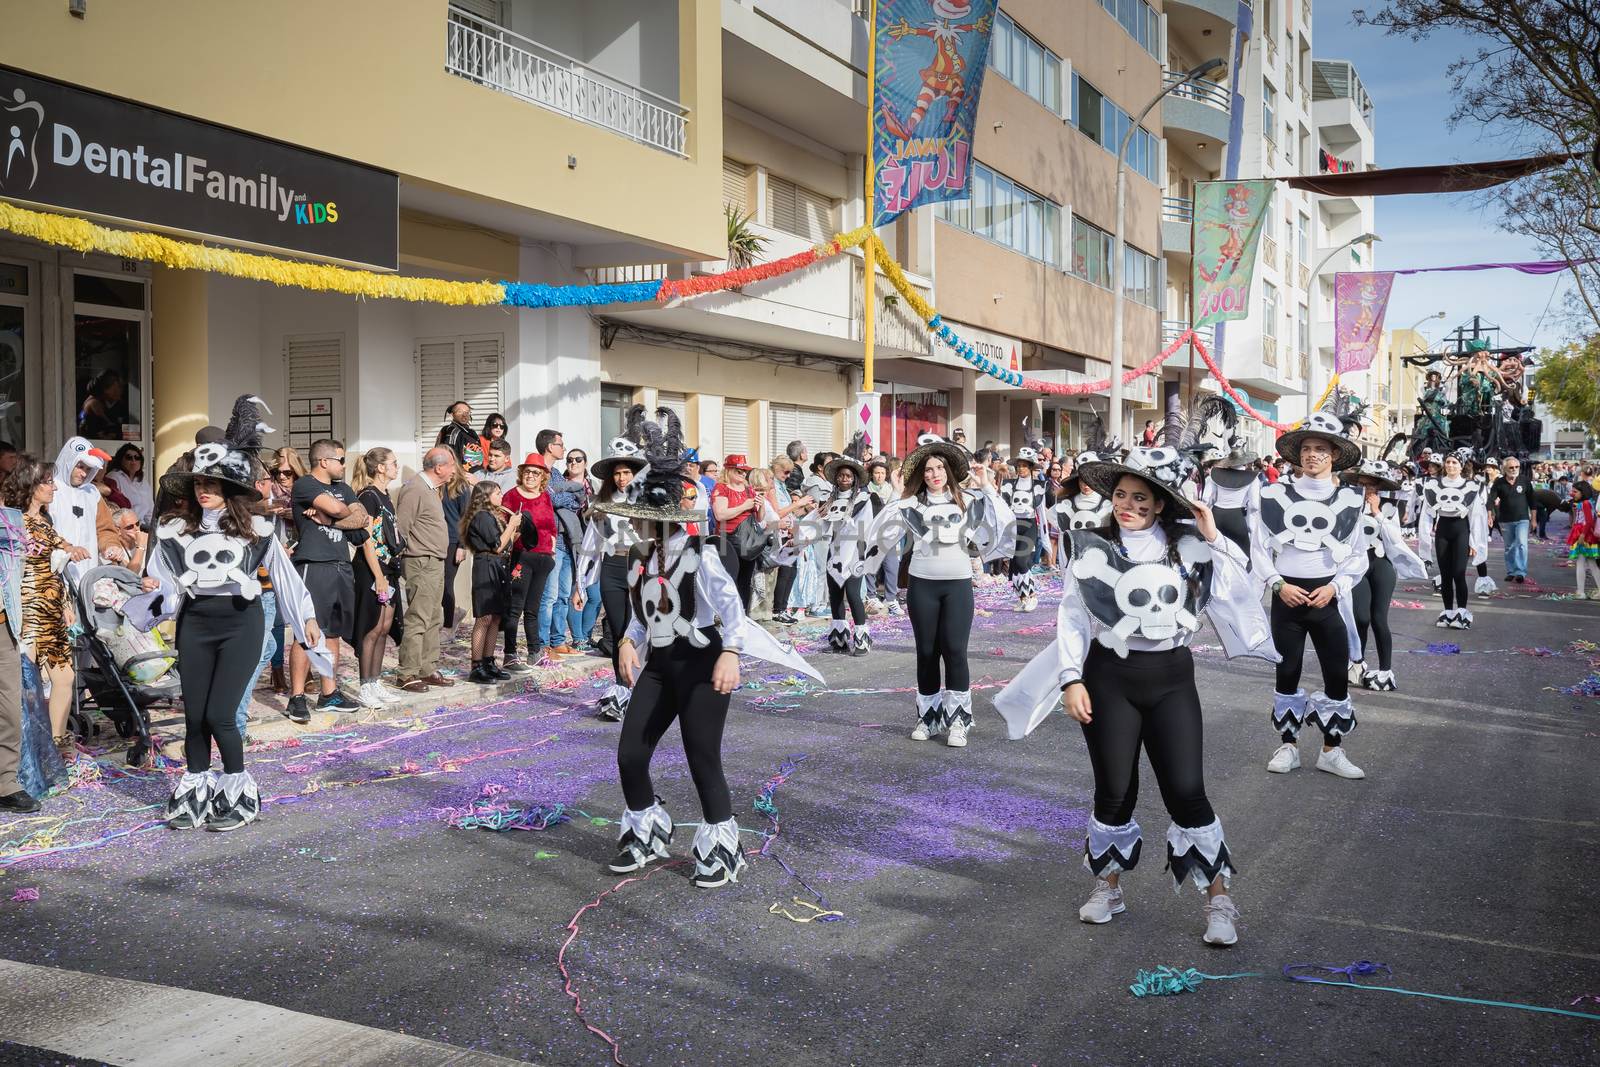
top-left (1078, 446), bottom-right (1197, 518)
top-left (1345, 458), bottom-right (1402, 492)
top-left (901, 433), bottom-right (969, 487)
top-left (1275, 411), bottom-right (1361, 471)
top-left (591, 436), bottom-right (647, 486)
top-left (158, 395), bottom-right (271, 502)
top-left (824, 455), bottom-right (866, 486)
top-left (593, 405), bottom-right (707, 523)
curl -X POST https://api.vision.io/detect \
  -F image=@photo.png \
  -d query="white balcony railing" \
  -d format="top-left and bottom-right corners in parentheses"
top-left (445, 6), bottom-right (689, 157)
top-left (1161, 320), bottom-right (1215, 351)
top-left (1163, 71), bottom-right (1231, 113)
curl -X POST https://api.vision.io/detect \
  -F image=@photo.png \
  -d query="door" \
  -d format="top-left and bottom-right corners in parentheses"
top-left (0, 259), bottom-right (37, 452)
top-left (70, 270), bottom-right (149, 453)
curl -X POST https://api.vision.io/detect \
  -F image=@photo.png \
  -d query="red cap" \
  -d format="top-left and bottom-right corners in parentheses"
top-left (723, 454), bottom-right (752, 471)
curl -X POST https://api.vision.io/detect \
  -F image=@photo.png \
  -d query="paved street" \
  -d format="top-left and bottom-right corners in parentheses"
top-left (0, 535), bottom-right (1597, 1067)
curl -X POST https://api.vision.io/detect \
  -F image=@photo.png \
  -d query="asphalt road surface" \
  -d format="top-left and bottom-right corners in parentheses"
top-left (0, 534), bottom-right (1596, 1066)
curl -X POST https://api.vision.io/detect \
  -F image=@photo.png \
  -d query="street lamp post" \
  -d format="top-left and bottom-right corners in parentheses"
top-left (1109, 58), bottom-right (1225, 444)
top-left (1306, 230), bottom-right (1381, 420)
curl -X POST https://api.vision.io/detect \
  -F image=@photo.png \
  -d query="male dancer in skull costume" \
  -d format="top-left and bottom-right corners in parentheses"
top-left (604, 408), bottom-right (821, 887)
top-left (1000, 427), bottom-right (1049, 612)
top-left (1253, 411), bottom-right (1370, 781)
top-left (995, 447), bottom-right (1277, 946)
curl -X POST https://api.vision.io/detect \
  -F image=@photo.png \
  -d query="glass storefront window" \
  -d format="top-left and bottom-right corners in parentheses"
top-left (74, 314), bottom-right (142, 442)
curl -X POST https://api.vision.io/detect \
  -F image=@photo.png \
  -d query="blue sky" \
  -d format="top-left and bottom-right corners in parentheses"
top-left (1313, 1), bottom-right (1574, 354)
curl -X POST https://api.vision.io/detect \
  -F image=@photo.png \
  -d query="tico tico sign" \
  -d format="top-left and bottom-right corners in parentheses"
top-left (0, 67), bottom-right (397, 270)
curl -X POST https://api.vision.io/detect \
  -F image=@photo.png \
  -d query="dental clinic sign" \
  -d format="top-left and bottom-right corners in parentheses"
top-left (0, 67), bottom-right (397, 270)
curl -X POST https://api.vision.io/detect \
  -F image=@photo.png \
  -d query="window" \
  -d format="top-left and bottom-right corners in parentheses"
top-left (1097, 0), bottom-right (1160, 59)
top-left (722, 399), bottom-right (750, 457)
top-left (1297, 303), bottom-right (1310, 356)
top-left (1297, 213), bottom-right (1310, 264)
top-left (768, 403), bottom-right (834, 456)
top-left (1298, 125), bottom-right (1311, 172)
top-left (1263, 83), bottom-right (1276, 139)
top-left (937, 162), bottom-right (1062, 266)
top-left (600, 384), bottom-right (632, 447)
top-left (722, 158), bottom-right (750, 214)
top-left (1071, 217), bottom-right (1114, 289)
top-left (1123, 244), bottom-right (1161, 308)
top-left (766, 175), bottom-right (833, 241)
top-left (1072, 74), bottom-right (1160, 184)
top-left (1263, 283), bottom-right (1278, 339)
top-left (1263, 189), bottom-right (1277, 241)
top-left (1284, 123), bottom-right (1294, 163)
top-left (414, 333), bottom-right (501, 461)
top-left (990, 12), bottom-right (1063, 115)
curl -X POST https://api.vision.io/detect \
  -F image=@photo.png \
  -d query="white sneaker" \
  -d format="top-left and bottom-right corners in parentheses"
top-left (356, 683), bottom-right (386, 709)
top-left (1316, 746), bottom-right (1366, 779)
top-left (1202, 894), bottom-right (1240, 946)
top-left (945, 720), bottom-right (969, 747)
top-left (372, 682), bottom-right (405, 705)
top-left (1078, 879), bottom-right (1125, 924)
top-left (910, 722), bottom-right (933, 741)
top-left (1266, 742), bottom-right (1300, 774)
top-left (1435, 611), bottom-right (1451, 628)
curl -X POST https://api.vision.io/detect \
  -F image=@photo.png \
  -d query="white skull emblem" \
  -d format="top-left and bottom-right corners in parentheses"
top-left (1006, 483), bottom-right (1036, 517)
top-left (1115, 563), bottom-right (1185, 641)
top-left (824, 496), bottom-right (854, 524)
top-left (635, 548), bottom-right (709, 650)
top-left (921, 502), bottom-right (965, 545)
top-left (1435, 485), bottom-right (1465, 514)
top-left (1283, 499), bottom-right (1337, 551)
top-left (192, 443), bottom-right (228, 470)
top-left (179, 531), bottom-right (249, 590)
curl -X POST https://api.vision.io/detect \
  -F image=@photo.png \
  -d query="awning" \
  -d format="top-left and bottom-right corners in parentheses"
top-left (1282, 152), bottom-right (1577, 197)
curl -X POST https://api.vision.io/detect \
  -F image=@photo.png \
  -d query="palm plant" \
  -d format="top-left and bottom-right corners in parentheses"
top-left (725, 205), bottom-right (768, 271)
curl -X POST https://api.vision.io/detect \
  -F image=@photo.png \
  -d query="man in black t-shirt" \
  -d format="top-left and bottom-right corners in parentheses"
top-left (285, 439), bottom-right (370, 723)
top-left (1486, 456), bottom-right (1532, 583)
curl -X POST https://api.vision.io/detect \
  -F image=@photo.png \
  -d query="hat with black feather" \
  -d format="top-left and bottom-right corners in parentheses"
top-left (591, 406), bottom-right (649, 486)
top-left (825, 431), bottom-right (869, 486)
top-left (593, 405), bottom-right (706, 522)
top-left (159, 394), bottom-right (272, 501)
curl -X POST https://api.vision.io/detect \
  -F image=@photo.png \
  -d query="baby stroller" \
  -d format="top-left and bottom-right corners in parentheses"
top-left (69, 565), bottom-right (179, 766)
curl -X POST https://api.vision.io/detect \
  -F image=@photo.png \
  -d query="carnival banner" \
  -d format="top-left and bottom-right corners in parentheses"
top-left (1192, 180), bottom-right (1274, 329)
top-left (1333, 271), bottom-right (1396, 373)
top-left (871, 0), bottom-right (998, 226)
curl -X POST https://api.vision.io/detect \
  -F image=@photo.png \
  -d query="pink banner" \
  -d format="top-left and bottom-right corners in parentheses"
top-left (1333, 271), bottom-right (1396, 374)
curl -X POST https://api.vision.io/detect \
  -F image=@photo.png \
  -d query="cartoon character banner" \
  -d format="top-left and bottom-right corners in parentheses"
top-left (1192, 180), bottom-right (1274, 330)
top-left (872, 0), bottom-right (999, 227)
top-left (1333, 271), bottom-right (1396, 374)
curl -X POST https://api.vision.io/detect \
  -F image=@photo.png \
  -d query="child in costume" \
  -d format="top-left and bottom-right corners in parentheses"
top-left (575, 431), bottom-right (647, 720)
top-left (1346, 460), bottom-right (1427, 691)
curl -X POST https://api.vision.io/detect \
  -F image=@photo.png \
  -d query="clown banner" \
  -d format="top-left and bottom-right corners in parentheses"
top-left (1333, 271), bottom-right (1396, 373)
top-left (1192, 180), bottom-right (1274, 329)
top-left (871, 0), bottom-right (998, 227)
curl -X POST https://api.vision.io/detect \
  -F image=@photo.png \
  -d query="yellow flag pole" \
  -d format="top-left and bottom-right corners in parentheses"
top-left (862, 0), bottom-right (879, 394)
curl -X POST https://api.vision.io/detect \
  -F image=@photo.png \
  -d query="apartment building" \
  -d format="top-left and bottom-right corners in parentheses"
top-left (3, 0), bottom-right (726, 469)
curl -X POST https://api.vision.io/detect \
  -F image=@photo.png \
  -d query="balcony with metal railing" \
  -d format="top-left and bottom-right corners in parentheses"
top-left (1161, 195), bottom-right (1194, 257)
top-left (1161, 71), bottom-right (1231, 149)
top-left (1161, 320), bottom-right (1215, 365)
top-left (445, 6), bottom-right (690, 157)
top-left (1312, 59), bottom-right (1375, 132)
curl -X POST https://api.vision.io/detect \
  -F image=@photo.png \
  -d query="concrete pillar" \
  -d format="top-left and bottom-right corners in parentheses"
top-left (513, 243), bottom-right (598, 454)
top-left (952, 369), bottom-right (977, 442)
top-left (150, 267), bottom-right (209, 473)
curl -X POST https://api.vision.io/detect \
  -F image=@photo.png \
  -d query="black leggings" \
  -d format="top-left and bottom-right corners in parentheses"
top-left (1011, 520), bottom-right (1037, 576)
top-left (772, 564), bottom-right (797, 615)
top-left (1213, 507), bottom-right (1250, 556)
top-left (828, 574), bottom-right (866, 625)
top-left (1435, 516), bottom-right (1470, 609)
top-left (176, 595), bottom-right (264, 775)
top-left (599, 555), bottom-right (631, 679)
top-left (907, 575), bottom-right (973, 694)
top-left (617, 630), bottom-right (732, 822)
top-left (1352, 552), bottom-right (1396, 670)
top-left (1271, 575), bottom-right (1348, 743)
top-left (503, 549), bottom-right (554, 658)
top-left (1081, 645), bottom-right (1215, 829)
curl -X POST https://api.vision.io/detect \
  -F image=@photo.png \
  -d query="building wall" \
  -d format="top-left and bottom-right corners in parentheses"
top-left (4, 0), bottom-right (726, 260)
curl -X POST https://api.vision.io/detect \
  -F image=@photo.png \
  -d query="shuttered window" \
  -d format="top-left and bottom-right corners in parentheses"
top-left (284, 333), bottom-right (344, 454)
top-left (722, 158), bottom-right (750, 214)
top-left (657, 390), bottom-right (688, 426)
top-left (768, 403), bottom-right (835, 458)
top-left (722, 399), bottom-right (749, 457)
top-left (766, 175), bottom-right (833, 241)
top-left (415, 333), bottom-right (505, 461)
top-left (451, 0), bottom-right (503, 23)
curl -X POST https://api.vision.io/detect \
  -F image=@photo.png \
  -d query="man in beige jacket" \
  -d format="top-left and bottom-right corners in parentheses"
top-left (395, 447), bottom-right (458, 692)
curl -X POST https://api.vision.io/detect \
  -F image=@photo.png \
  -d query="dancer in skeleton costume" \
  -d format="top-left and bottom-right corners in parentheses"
top-left (1000, 435), bottom-right (1049, 612)
top-left (1470, 456), bottom-right (1498, 596)
top-left (864, 434), bottom-right (1014, 747)
top-left (796, 450), bottom-right (881, 657)
top-left (136, 396), bottom-right (329, 831)
top-left (1416, 448), bottom-right (1488, 630)
top-left (994, 448), bottom-right (1277, 946)
top-left (1344, 460), bottom-right (1427, 691)
top-left (603, 409), bottom-right (821, 887)
top-left (1182, 395), bottom-right (1260, 558)
top-left (575, 426), bottom-right (647, 722)
top-left (1253, 411), bottom-right (1370, 781)
top-left (1052, 437), bottom-right (1119, 539)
